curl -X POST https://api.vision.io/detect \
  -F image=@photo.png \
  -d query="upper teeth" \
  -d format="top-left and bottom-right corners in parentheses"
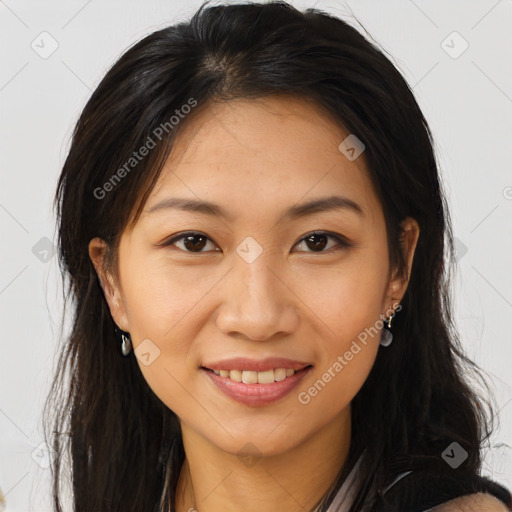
top-left (212, 368), bottom-right (296, 383)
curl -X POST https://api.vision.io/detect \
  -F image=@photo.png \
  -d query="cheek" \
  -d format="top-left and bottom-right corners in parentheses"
top-left (296, 252), bottom-right (389, 339)
top-left (292, 251), bottom-right (388, 398)
top-left (295, 268), bottom-right (384, 414)
top-left (121, 253), bottom-right (219, 342)
top-left (118, 255), bottom-right (213, 400)
top-left (121, 261), bottom-right (204, 416)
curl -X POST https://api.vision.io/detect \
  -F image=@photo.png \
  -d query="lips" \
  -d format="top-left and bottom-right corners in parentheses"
top-left (201, 357), bottom-right (313, 406)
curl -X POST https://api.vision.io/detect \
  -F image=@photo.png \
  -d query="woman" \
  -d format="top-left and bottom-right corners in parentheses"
top-left (44, 1), bottom-right (512, 511)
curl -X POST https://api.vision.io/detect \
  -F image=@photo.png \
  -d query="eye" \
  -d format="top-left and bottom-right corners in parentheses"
top-left (162, 230), bottom-right (351, 254)
top-left (293, 231), bottom-right (350, 253)
top-left (163, 231), bottom-right (220, 253)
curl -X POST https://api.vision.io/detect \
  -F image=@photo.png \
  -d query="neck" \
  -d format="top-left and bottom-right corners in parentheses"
top-left (175, 407), bottom-right (351, 512)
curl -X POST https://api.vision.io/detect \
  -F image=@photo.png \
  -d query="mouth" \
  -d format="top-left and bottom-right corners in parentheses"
top-left (201, 359), bottom-right (313, 406)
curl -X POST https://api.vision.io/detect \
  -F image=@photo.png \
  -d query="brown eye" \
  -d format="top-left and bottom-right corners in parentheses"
top-left (164, 232), bottom-right (219, 253)
top-left (182, 234), bottom-right (208, 251)
top-left (304, 233), bottom-right (328, 251)
top-left (294, 231), bottom-right (350, 253)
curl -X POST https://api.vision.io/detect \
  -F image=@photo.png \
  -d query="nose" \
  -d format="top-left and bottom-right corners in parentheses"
top-left (214, 252), bottom-right (299, 342)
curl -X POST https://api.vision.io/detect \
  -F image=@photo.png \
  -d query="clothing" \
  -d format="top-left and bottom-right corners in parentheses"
top-left (325, 450), bottom-right (367, 512)
top-left (326, 451), bottom-right (512, 512)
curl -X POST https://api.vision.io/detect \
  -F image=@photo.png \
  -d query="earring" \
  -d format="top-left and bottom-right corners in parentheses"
top-left (121, 333), bottom-right (132, 356)
top-left (380, 310), bottom-right (396, 347)
top-left (114, 325), bottom-right (132, 356)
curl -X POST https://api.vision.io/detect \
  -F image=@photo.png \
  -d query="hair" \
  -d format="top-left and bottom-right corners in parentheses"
top-left (44, 1), bottom-right (499, 511)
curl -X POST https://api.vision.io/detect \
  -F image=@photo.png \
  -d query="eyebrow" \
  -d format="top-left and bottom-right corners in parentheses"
top-left (145, 195), bottom-right (364, 223)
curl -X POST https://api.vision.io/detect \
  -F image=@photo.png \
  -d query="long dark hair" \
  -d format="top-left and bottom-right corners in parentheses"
top-left (44, 1), bottom-right (498, 511)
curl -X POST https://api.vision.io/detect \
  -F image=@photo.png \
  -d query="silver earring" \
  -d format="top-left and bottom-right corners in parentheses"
top-left (121, 333), bottom-right (132, 356)
top-left (115, 326), bottom-right (132, 356)
top-left (380, 311), bottom-right (395, 347)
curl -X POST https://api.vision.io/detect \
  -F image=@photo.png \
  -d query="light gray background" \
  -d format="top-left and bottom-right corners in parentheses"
top-left (1, 1), bottom-right (511, 510)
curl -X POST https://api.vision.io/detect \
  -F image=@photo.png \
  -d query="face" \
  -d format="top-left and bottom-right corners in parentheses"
top-left (90, 95), bottom-right (418, 458)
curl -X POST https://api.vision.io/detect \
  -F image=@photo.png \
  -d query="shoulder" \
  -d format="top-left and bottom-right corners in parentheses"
top-left (381, 466), bottom-right (512, 512)
top-left (432, 492), bottom-right (511, 512)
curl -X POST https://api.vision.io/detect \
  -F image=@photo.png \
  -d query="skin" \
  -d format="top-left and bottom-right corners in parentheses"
top-left (89, 95), bottom-right (423, 512)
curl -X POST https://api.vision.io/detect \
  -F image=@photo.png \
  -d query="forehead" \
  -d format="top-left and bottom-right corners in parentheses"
top-left (142, 95), bottom-right (379, 222)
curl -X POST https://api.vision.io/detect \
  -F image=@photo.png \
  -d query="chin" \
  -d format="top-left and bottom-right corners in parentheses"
top-left (191, 419), bottom-right (308, 459)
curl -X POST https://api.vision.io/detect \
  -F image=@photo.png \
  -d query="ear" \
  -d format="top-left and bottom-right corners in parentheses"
top-left (88, 237), bottom-right (130, 332)
top-left (384, 217), bottom-right (420, 311)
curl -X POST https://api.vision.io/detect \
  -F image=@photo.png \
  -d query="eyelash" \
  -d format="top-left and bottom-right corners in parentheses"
top-left (161, 230), bottom-right (352, 254)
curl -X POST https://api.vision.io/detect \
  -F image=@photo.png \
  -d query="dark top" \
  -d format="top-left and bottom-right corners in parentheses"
top-left (379, 467), bottom-right (512, 511)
